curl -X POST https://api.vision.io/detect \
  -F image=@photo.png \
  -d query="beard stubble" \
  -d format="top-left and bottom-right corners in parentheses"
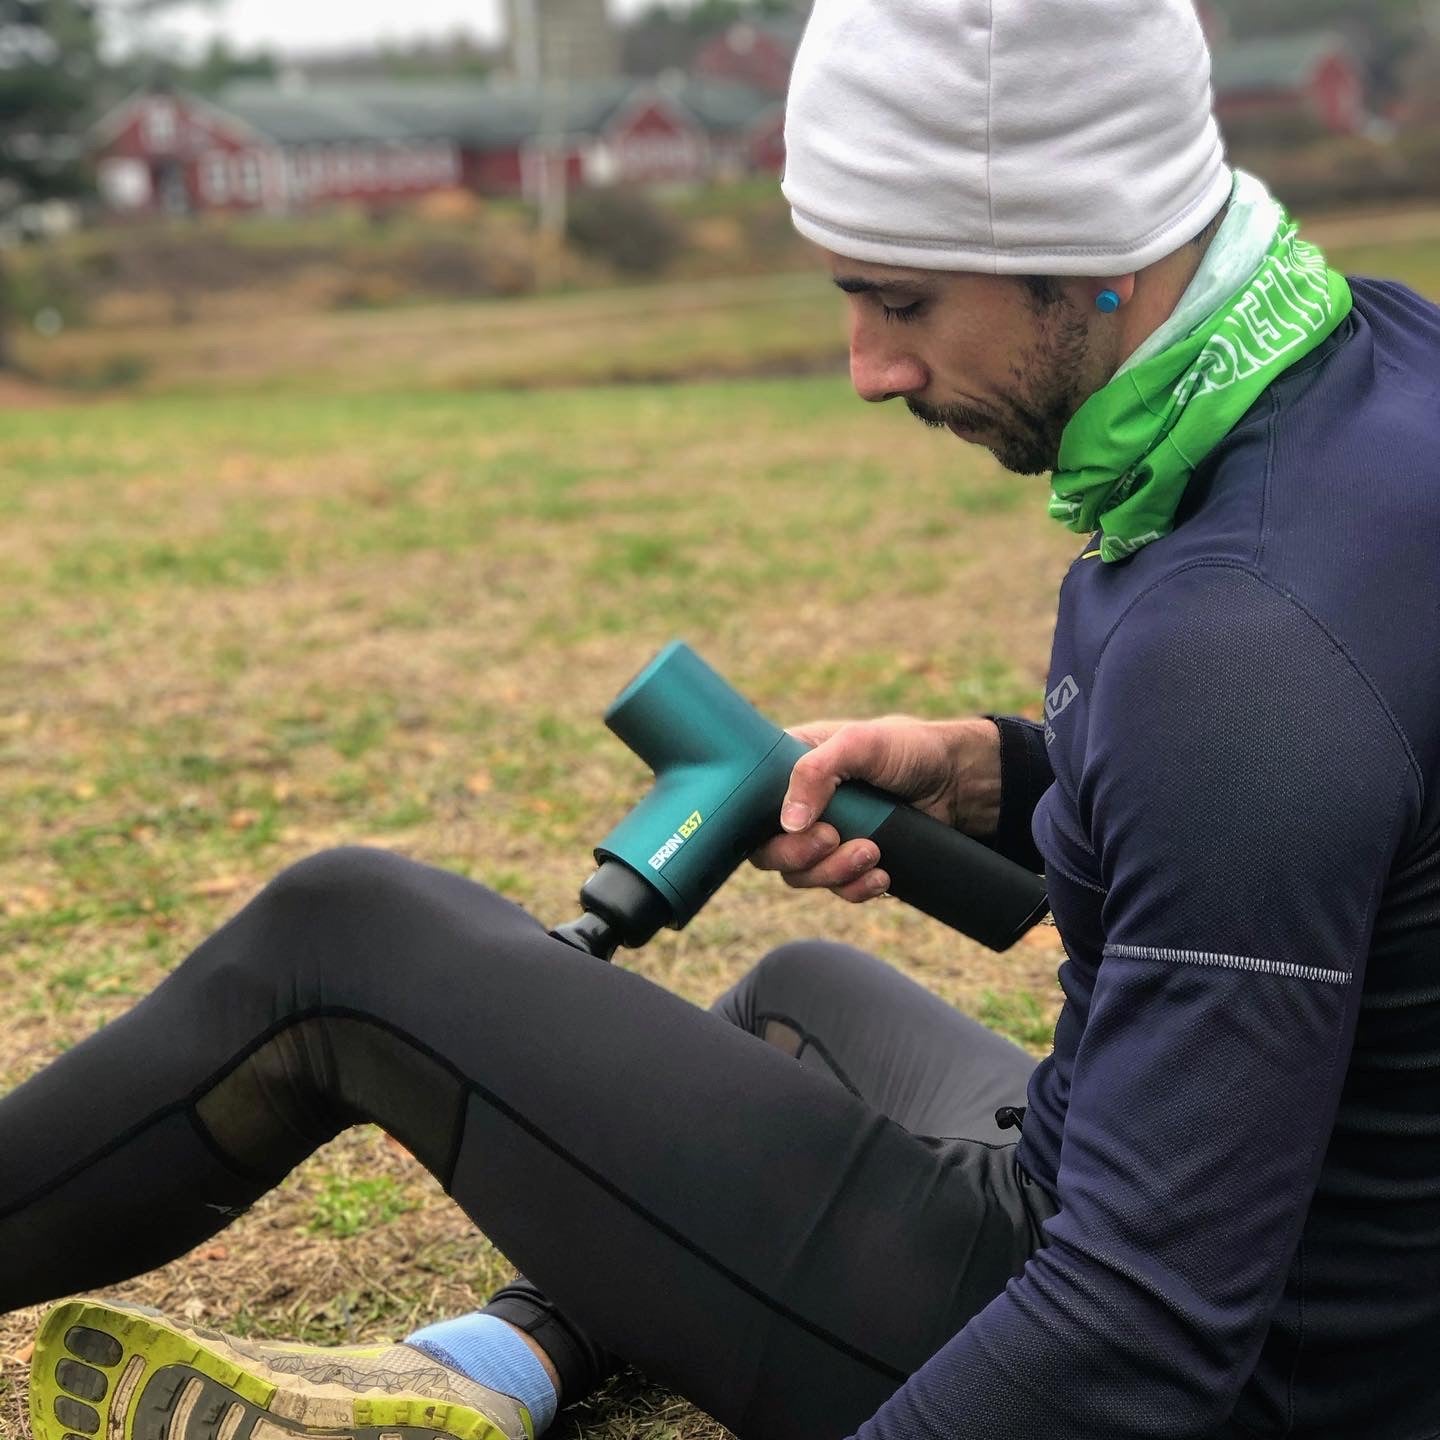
top-left (906, 296), bottom-right (1095, 476)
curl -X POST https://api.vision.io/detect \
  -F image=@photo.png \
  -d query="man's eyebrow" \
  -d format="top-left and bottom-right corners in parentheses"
top-left (833, 276), bottom-right (933, 296)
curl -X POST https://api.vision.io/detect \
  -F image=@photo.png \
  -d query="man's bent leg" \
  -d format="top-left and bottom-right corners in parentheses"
top-left (0, 848), bottom-right (1045, 1440)
top-left (715, 939), bottom-right (1038, 1142)
top-left (485, 938), bottom-right (1049, 1410)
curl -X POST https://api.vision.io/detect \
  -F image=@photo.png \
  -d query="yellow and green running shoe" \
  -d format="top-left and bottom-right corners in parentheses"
top-left (29, 1299), bottom-right (534, 1440)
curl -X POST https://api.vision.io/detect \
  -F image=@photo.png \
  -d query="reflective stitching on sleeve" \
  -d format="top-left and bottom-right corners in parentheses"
top-left (1103, 943), bottom-right (1351, 985)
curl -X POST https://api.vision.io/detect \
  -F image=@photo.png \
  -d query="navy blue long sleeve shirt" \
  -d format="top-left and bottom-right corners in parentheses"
top-left (858, 279), bottom-right (1440, 1439)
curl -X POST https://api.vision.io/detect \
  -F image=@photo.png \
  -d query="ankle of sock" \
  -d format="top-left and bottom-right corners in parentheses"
top-left (405, 1313), bottom-right (558, 1434)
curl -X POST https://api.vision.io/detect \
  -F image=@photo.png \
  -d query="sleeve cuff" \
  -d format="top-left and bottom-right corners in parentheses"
top-left (984, 716), bottom-right (1053, 873)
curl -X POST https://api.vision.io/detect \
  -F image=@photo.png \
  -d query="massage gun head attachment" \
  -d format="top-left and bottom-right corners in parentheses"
top-left (549, 859), bottom-right (674, 961)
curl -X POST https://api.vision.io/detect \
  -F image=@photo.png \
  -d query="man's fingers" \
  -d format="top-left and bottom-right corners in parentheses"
top-left (781, 724), bottom-right (889, 832)
top-left (750, 820), bottom-right (889, 902)
top-left (782, 747), bottom-right (842, 832)
top-left (781, 839), bottom-right (882, 892)
top-left (760, 712), bottom-right (955, 904)
top-left (751, 824), bottom-right (841, 873)
top-left (779, 723), bottom-right (850, 832)
top-left (834, 868), bottom-right (891, 904)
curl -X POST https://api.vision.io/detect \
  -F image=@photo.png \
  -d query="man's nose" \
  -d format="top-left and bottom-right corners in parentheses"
top-left (849, 323), bottom-right (928, 403)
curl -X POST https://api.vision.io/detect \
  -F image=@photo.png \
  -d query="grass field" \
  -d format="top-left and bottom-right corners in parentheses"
top-left (18, 271), bottom-right (848, 396)
top-left (1, 222), bottom-right (1437, 1440)
top-left (13, 208), bottom-right (1440, 398)
top-left (0, 372), bottom-right (1076, 1440)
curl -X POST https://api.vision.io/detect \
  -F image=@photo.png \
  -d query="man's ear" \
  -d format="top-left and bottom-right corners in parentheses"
top-left (1093, 275), bottom-right (1138, 308)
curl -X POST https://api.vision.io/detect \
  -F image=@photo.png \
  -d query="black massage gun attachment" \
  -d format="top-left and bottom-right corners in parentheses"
top-left (549, 859), bottom-right (672, 961)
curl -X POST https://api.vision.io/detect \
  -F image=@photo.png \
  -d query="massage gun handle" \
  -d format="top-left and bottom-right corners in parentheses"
top-left (853, 796), bottom-right (1049, 951)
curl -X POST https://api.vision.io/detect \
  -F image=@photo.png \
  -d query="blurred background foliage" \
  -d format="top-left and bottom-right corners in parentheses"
top-left (3, 0), bottom-right (1440, 384)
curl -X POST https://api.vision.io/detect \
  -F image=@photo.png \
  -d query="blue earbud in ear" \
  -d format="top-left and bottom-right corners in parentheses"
top-left (1096, 289), bottom-right (1123, 314)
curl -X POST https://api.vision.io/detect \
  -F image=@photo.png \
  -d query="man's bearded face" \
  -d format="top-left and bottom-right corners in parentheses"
top-left (827, 256), bottom-right (1106, 477)
top-left (903, 294), bottom-right (1093, 475)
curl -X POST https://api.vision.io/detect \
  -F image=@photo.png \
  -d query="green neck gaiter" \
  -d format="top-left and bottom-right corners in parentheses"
top-left (1049, 218), bottom-right (1353, 562)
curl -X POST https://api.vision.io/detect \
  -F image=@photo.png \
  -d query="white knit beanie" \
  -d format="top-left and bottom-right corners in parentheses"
top-left (782, 0), bottom-right (1231, 276)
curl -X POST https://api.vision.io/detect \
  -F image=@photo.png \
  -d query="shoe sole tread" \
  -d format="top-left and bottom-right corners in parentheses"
top-left (30, 1302), bottom-right (519, 1440)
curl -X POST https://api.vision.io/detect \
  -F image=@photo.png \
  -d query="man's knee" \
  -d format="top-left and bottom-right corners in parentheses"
top-left (261, 845), bottom-right (417, 911)
top-left (243, 846), bottom-right (396, 947)
top-left (718, 939), bottom-right (856, 1035)
top-left (223, 846), bottom-right (516, 987)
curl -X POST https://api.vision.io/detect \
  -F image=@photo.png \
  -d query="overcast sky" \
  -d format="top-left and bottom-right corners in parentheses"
top-left (132, 0), bottom-right (667, 56)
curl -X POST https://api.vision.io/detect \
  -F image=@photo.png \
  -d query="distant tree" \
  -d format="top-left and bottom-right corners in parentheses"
top-left (621, 0), bottom-right (798, 72)
top-left (1215, 0), bottom-right (1422, 37)
top-left (374, 36), bottom-right (493, 82)
top-left (1212, 0), bottom-right (1428, 101)
top-left (620, 6), bottom-right (699, 75)
top-left (1213, 0), bottom-right (1425, 53)
top-left (191, 37), bottom-right (277, 94)
top-left (0, 0), bottom-right (200, 368)
top-left (0, 0), bottom-right (100, 212)
top-left (628, 0), bottom-right (794, 39)
top-left (1395, 33), bottom-right (1440, 128)
top-left (683, 0), bottom-right (792, 31)
top-left (0, 0), bottom-right (100, 367)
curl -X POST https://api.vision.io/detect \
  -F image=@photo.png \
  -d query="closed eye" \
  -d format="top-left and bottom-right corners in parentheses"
top-left (881, 301), bottom-right (925, 325)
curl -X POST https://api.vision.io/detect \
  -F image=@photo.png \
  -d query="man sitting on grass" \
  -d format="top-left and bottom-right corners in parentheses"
top-left (6, 2), bottom-right (1440, 1438)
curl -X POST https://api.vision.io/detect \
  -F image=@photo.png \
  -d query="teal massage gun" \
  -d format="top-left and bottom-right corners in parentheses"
top-left (550, 643), bottom-right (1049, 960)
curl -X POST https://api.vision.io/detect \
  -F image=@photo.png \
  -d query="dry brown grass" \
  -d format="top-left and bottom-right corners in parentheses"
top-left (12, 272), bottom-right (845, 397)
top-left (13, 204), bottom-right (1440, 403)
top-left (4, 215), bottom-right (1438, 1439)
top-left (0, 374), bottom-right (1075, 1439)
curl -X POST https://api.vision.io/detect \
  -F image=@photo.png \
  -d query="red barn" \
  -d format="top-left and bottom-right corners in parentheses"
top-left (692, 17), bottom-right (805, 99)
top-left (448, 80), bottom-right (747, 193)
top-left (1213, 31), bottom-right (1368, 138)
top-left (90, 79), bottom-right (781, 217)
top-left (745, 106), bottom-right (786, 175)
top-left (588, 86), bottom-right (707, 186)
top-left (675, 80), bottom-right (786, 181)
top-left (92, 88), bottom-right (461, 216)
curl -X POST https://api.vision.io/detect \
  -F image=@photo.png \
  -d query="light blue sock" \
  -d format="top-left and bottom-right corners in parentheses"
top-left (405, 1313), bottom-right (558, 1434)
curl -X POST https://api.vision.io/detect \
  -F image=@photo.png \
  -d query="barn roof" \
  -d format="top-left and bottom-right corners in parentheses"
top-left (201, 77), bottom-right (775, 149)
top-left (1211, 31), bottom-right (1352, 96)
top-left (211, 85), bottom-right (419, 143)
top-left (668, 78), bottom-right (782, 133)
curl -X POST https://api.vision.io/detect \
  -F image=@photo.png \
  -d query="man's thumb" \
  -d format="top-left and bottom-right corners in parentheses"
top-left (780, 724), bottom-right (850, 832)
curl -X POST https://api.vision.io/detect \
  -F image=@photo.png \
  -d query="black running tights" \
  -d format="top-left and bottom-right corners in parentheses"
top-left (0, 848), bottom-right (1051, 1440)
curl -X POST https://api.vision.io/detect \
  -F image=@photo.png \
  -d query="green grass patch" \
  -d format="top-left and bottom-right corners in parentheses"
top-left (977, 988), bottom-right (1058, 1053)
top-left (1330, 238), bottom-right (1440, 300)
top-left (309, 1174), bottom-right (418, 1239)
